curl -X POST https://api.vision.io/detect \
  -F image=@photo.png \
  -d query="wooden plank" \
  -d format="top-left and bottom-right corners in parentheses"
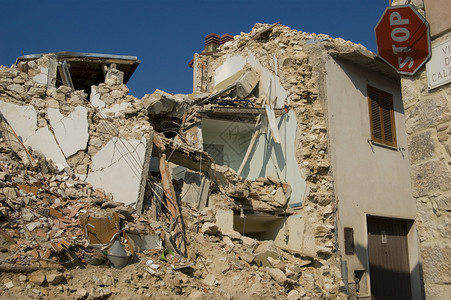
top-left (136, 132), bottom-right (154, 216)
top-left (159, 154), bottom-right (178, 218)
top-left (237, 115), bottom-right (261, 176)
top-left (202, 107), bottom-right (285, 116)
top-left (265, 104), bottom-right (281, 144)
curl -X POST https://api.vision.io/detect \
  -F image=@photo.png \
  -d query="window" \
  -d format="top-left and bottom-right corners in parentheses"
top-left (367, 86), bottom-right (397, 147)
top-left (344, 227), bottom-right (355, 255)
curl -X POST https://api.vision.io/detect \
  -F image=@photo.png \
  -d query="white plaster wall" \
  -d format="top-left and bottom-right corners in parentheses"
top-left (325, 58), bottom-right (419, 295)
top-left (48, 106), bottom-right (89, 158)
top-left (201, 118), bottom-right (253, 171)
top-left (215, 53), bottom-right (288, 108)
top-left (0, 101), bottom-right (37, 141)
top-left (86, 137), bottom-right (147, 206)
top-left (26, 127), bottom-right (68, 169)
top-left (0, 100), bottom-right (67, 169)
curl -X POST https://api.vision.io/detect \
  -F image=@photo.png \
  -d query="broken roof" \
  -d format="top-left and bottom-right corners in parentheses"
top-left (16, 51), bottom-right (141, 93)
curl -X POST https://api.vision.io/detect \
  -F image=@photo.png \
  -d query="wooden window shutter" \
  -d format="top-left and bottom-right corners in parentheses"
top-left (368, 86), bottom-right (397, 147)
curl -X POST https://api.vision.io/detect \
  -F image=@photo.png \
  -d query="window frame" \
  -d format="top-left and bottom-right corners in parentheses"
top-left (367, 85), bottom-right (397, 148)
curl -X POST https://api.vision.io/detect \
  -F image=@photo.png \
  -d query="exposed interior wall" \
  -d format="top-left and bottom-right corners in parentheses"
top-left (324, 57), bottom-right (420, 297)
top-left (201, 118), bottom-right (253, 171)
top-left (243, 110), bottom-right (306, 207)
top-left (197, 24), bottom-right (344, 296)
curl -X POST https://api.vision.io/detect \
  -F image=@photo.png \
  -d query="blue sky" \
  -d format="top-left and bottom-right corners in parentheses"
top-left (0, 1), bottom-right (390, 98)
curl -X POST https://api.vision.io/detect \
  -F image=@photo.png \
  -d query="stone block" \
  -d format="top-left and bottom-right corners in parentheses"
top-left (254, 241), bottom-right (279, 267)
top-left (29, 271), bottom-right (46, 286)
top-left (424, 283), bottom-right (451, 300)
top-left (144, 89), bottom-right (189, 119)
top-left (408, 130), bottom-right (436, 164)
top-left (201, 222), bottom-right (219, 235)
top-left (241, 235), bottom-right (257, 248)
top-left (421, 244), bottom-right (451, 284)
top-left (215, 209), bottom-right (234, 233)
top-left (437, 195), bottom-right (451, 211)
top-left (266, 267), bottom-right (287, 285)
top-left (405, 95), bottom-right (451, 133)
top-left (0, 101), bottom-right (37, 142)
top-left (46, 272), bottom-right (64, 285)
top-left (274, 187), bottom-right (288, 206)
top-left (411, 161), bottom-right (451, 197)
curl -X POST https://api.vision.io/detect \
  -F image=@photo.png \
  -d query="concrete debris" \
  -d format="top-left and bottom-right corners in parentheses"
top-left (143, 89), bottom-right (192, 119)
top-left (201, 222), bottom-right (219, 235)
top-left (0, 22), bottom-right (358, 299)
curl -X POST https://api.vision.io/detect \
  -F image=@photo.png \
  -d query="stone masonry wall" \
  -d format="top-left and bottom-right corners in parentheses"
top-left (391, 1), bottom-right (451, 298)
top-left (401, 56), bottom-right (451, 299)
top-left (202, 24), bottom-right (356, 297)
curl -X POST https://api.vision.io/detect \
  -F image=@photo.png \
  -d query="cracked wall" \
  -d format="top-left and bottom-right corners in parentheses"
top-left (0, 56), bottom-right (153, 206)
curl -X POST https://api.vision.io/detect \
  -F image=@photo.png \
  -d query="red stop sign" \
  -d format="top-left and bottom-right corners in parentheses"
top-left (375, 5), bottom-right (431, 75)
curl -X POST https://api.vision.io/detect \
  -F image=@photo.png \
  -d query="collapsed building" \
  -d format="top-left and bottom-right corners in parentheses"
top-left (0, 24), bottom-right (423, 299)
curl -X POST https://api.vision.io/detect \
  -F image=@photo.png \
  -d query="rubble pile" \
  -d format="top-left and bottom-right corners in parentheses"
top-left (0, 134), bottom-right (344, 299)
top-left (0, 23), bottom-right (368, 299)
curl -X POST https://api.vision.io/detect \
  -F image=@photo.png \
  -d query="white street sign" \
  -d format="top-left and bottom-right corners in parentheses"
top-left (427, 38), bottom-right (451, 90)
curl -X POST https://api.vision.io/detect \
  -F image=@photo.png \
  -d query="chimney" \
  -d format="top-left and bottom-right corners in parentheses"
top-left (204, 33), bottom-right (220, 52)
top-left (220, 34), bottom-right (234, 45)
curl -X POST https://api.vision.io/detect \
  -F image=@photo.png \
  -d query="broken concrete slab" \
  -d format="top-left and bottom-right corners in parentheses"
top-left (254, 240), bottom-right (279, 267)
top-left (0, 101), bottom-right (37, 142)
top-left (86, 137), bottom-right (147, 206)
top-left (143, 89), bottom-right (191, 119)
top-left (48, 106), bottom-right (89, 158)
top-left (215, 209), bottom-right (234, 233)
top-left (126, 234), bottom-right (162, 252)
top-left (180, 171), bottom-right (210, 210)
top-left (235, 67), bottom-right (260, 98)
top-left (25, 126), bottom-right (68, 170)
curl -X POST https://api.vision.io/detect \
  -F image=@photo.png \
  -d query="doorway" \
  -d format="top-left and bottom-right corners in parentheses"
top-left (367, 216), bottom-right (412, 299)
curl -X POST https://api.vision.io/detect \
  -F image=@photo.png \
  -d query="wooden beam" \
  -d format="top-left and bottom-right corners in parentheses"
top-left (237, 115), bottom-right (261, 177)
top-left (201, 107), bottom-right (285, 117)
top-left (265, 104), bottom-right (281, 144)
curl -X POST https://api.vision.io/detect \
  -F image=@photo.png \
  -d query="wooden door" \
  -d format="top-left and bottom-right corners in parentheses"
top-left (367, 217), bottom-right (412, 300)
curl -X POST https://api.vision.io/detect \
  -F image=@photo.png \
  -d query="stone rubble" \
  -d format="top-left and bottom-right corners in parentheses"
top-left (0, 22), bottom-right (374, 299)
